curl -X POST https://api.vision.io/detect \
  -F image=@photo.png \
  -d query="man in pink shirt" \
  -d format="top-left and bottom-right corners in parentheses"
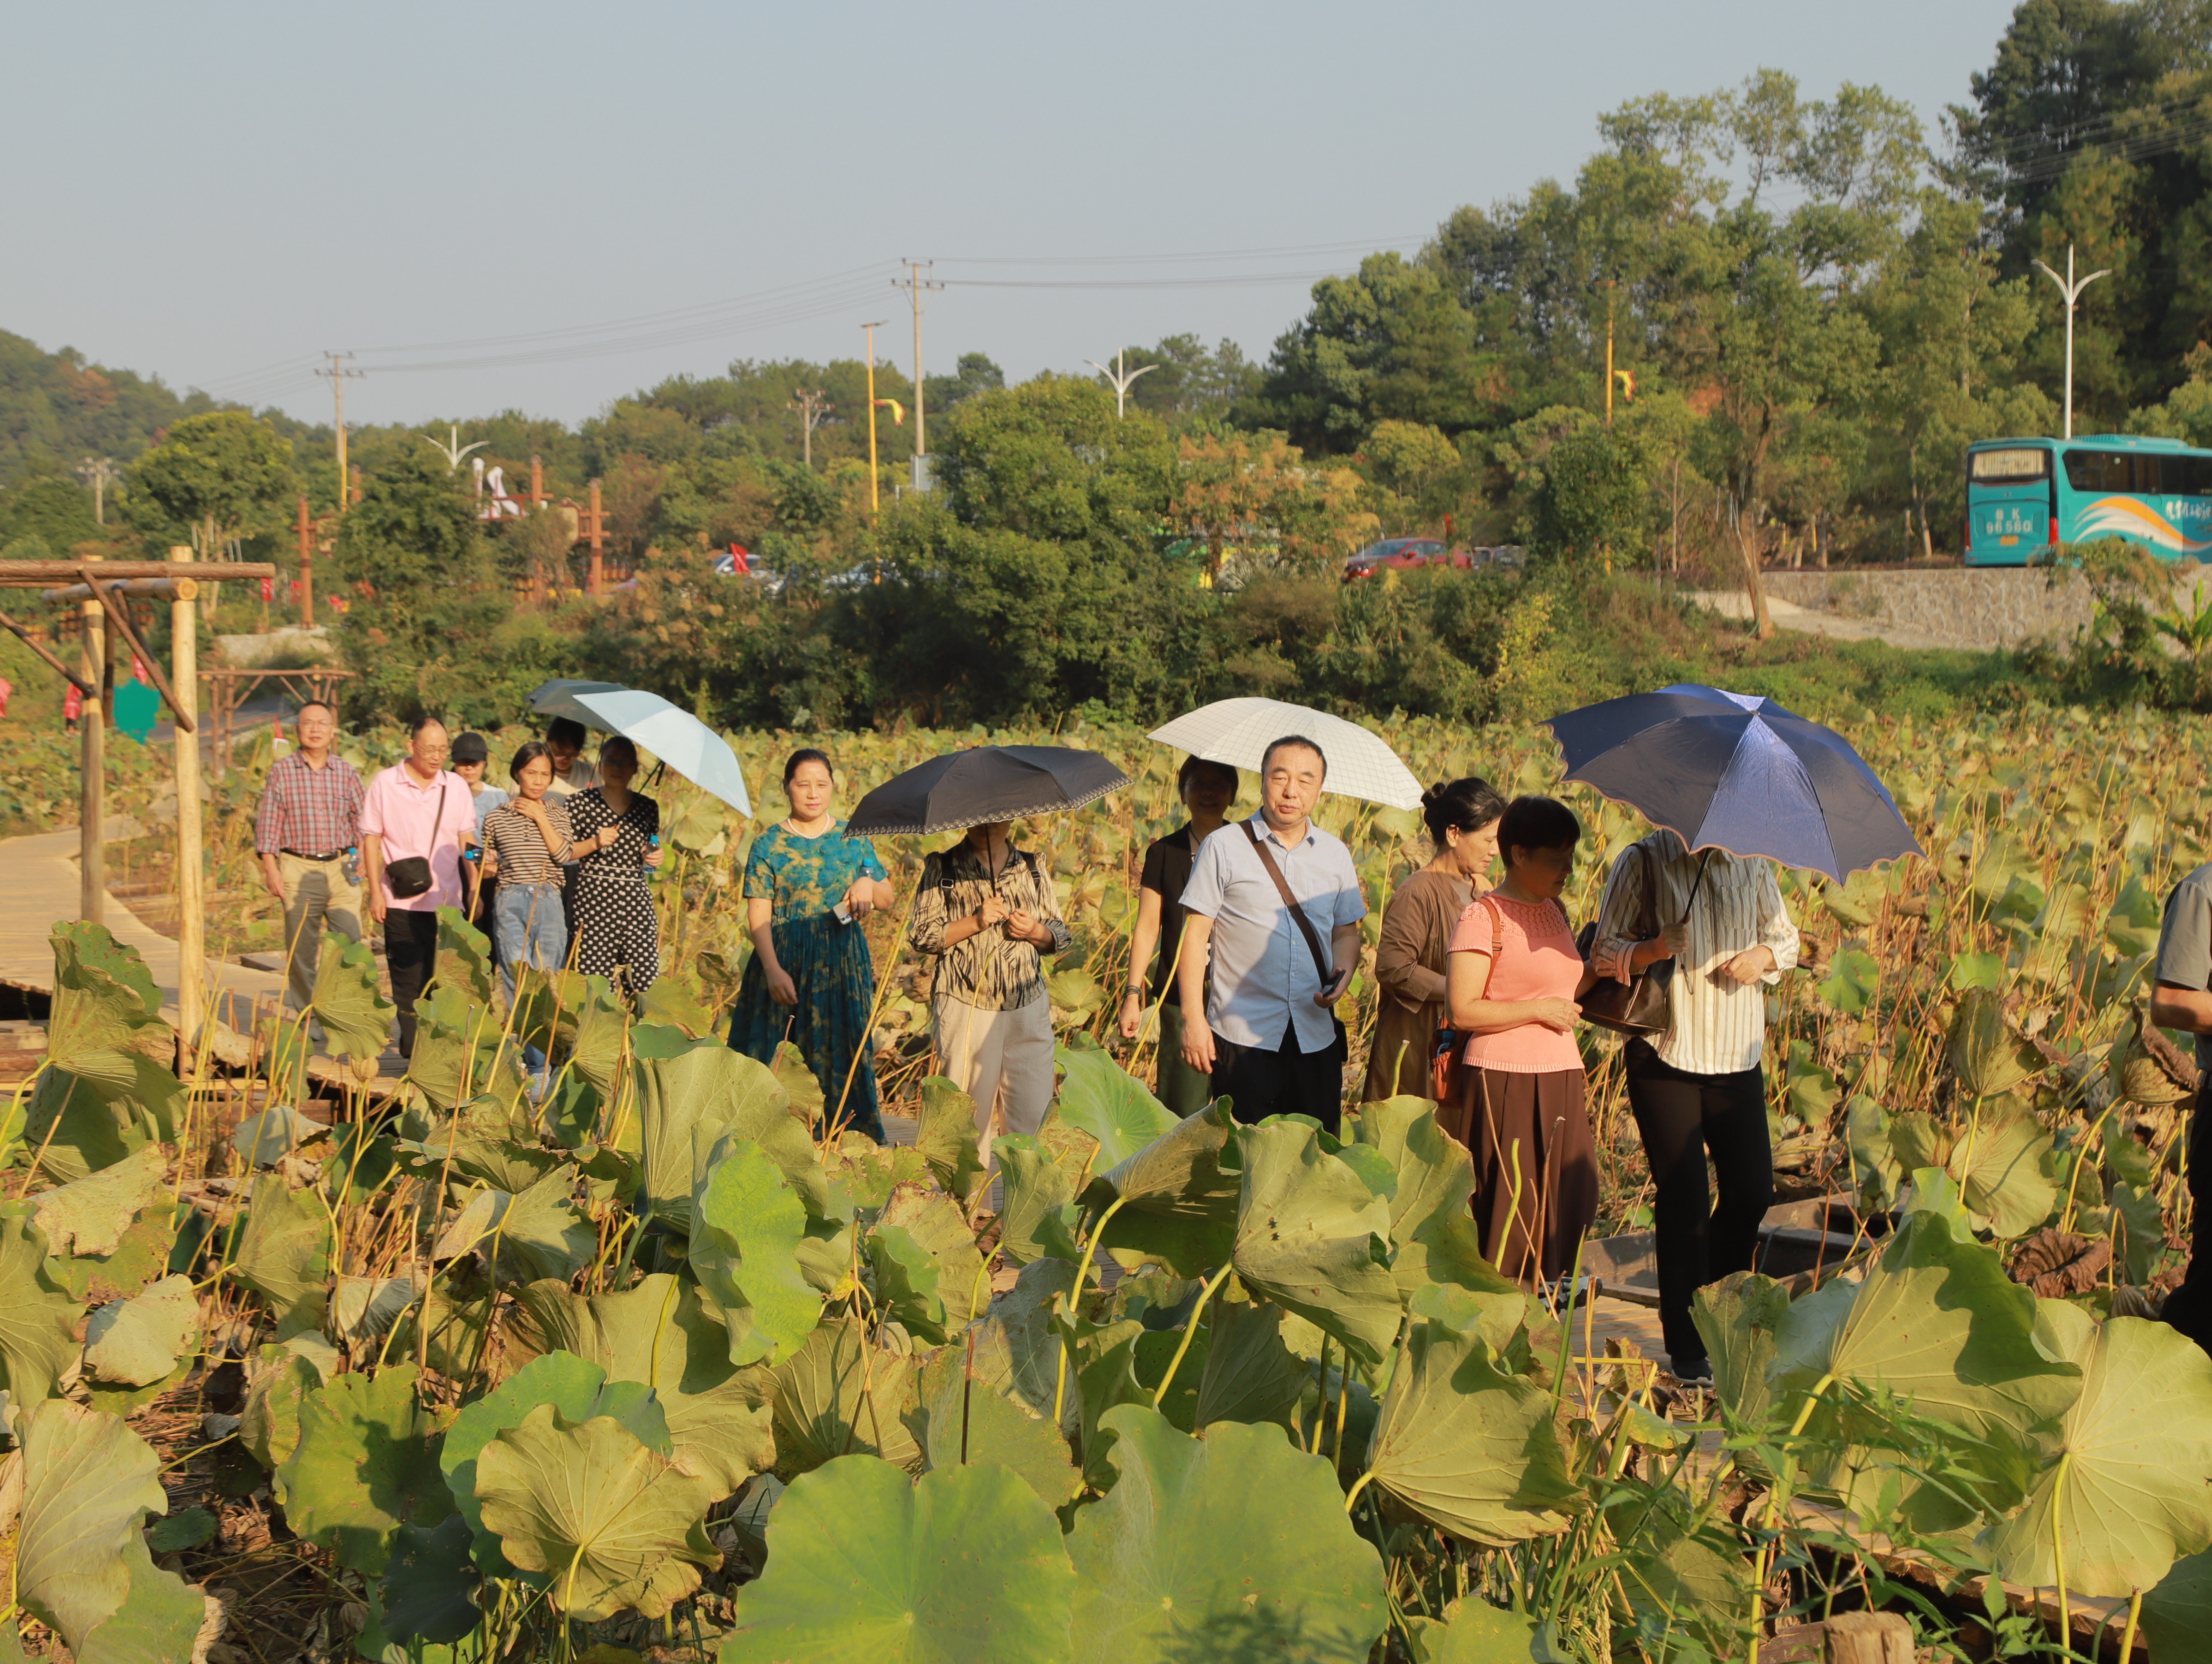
top-left (360, 717), bottom-right (473, 1057)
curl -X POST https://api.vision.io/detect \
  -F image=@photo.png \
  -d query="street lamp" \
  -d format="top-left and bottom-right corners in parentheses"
top-left (1084, 347), bottom-right (1158, 419)
top-left (2031, 243), bottom-right (2110, 441)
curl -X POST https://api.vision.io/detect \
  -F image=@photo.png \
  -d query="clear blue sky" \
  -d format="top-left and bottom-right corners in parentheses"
top-left (4, 1), bottom-right (2022, 428)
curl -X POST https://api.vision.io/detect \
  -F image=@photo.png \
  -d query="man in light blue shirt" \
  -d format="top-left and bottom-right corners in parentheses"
top-left (1175, 734), bottom-right (1366, 1131)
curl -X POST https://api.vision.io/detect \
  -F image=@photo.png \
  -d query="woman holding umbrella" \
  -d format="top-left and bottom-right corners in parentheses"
top-left (728, 750), bottom-right (895, 1141)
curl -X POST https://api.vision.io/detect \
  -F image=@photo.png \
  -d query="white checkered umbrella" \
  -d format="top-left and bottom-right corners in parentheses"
top-left (1147, 698), bottom-right (1423, 810)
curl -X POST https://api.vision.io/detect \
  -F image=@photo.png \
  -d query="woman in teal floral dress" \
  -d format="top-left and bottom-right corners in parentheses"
top-left (727, 749), bottom-right (896, 1139)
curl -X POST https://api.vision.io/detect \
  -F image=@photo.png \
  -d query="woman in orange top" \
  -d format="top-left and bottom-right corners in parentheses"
top-left (1446, 795), bottom-right (1601, 1285)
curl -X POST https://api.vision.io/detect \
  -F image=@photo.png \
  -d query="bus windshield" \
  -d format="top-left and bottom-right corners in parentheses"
top-left (1970, 447), bottom-right (2050, 483)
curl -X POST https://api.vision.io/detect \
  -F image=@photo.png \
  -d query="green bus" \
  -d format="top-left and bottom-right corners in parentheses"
top-left (1964, 433), bottom-right (2212, 564)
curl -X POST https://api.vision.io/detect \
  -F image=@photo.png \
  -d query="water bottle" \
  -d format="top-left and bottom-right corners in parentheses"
top-left (645, 834), bottom-right (660, 879)
top-left (343, 845), bottom-right (360, 884)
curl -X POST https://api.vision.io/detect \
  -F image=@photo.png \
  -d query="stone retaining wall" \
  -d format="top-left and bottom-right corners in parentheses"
top-left (1757, 568), bottom-right (2093, 652)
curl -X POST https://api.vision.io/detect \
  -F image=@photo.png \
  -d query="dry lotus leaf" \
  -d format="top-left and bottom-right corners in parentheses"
top-left (2007, 1229), bottom-right (2111, 1298)
top-left (2116, 1003), bottom-right (2199, 1106)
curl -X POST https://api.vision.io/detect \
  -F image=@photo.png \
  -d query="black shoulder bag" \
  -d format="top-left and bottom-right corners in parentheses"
top-left (383, 781), bottom-right (449, 900)
top-left (1575, 841), bottom-right (1674, 1037)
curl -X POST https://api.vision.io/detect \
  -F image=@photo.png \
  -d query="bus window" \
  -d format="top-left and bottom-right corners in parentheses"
top-left (2063, 449), bottom-right (2141, 492)
top-left (1970, 447), bottom-right (2049, 482)
top-left (2161, 453), bottom-right (2212, 495)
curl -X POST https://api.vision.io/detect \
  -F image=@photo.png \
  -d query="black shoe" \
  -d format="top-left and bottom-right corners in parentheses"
top-left (1669, 1354), bottom-right (1713, 1384)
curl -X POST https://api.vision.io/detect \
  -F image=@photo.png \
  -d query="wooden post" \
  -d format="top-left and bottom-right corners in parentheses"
top-left (296, 493), bottom-right (315, 628)
top-left (79, 549), bottom-right (105, 923)
top-left (173, 578), bottom-right (205, 1046)
top-left (587, 478), bottom-right (605, 597)
top-left (529, 454), bottom-right (543, 508)
top-left (1823, 1612), bottom-right (1913, 1663)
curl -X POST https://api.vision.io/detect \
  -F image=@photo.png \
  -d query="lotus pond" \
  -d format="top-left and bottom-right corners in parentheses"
top-left (5, 705), bottom-right (2212, 1662)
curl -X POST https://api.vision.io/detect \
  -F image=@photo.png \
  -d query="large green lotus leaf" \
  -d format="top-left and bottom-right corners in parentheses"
top-left (8, 1399), bottom-right (169, 1651)
top-left (565, 974), bottom-right (631, 1099)
top-left (915, 1074), bottom-right (988, 1204)
top-left (1846, 1094), bottom-right (1901, 1212)
top-left (878, 1182), bottom-right (988, 1334)
top-left (376, 1512), bottom-right (480, 1645)
top-left (508, 1275), bottom-right (774, 1496)
top-left (43, 923), bottom-right (159, 1087)
top-left (992, 1132), bottom-right (1087, 1266)
top-left (45, 1198), bottom-right (174, 1307)
top-left (1191, 1296), bottom-right (1308, 1431)
top-left (1615, 1491), bottom-right (1752, 1662)
top-left (475, 1404), bottom-right (719, 1622)
top-left (227, 1173), bottom-right (332, 1336)
top-left (276, 1363), bottom-right (453, 1572)
top-left (638, 971), bottom-right (718, 1039)
top-left (1771, 1208), bottom-right (2080, 1502)
top-left (1985, 1306), bottom-right (2212, 1597)
top-left (1230, 1120), bottom-right (1401, 1366)
top-left (241, 1342), bottom-right (333, 1472)
top-left (718, 1457), bottom-right (1075, 1664)
top-left (1366, 1321), bottom-right (1578, 1546)
top-left (771, 1038), bottom-right (827, 1127)
top-left (230, 1104), bottom-right (317, 1169)
top-left (1691, 1273), bottom-right (1792, 1434)
top-left (2107, 874), bottom-right (2166, 959)
top-left (1405, 1280), bottom-right (1528, 1361)
top-left (1947, 987), bottom-right (2046, 1100)
top-left (769, 1315), bottom-right (921, 1473)
top-left (1346, 1096), bottom-right (1477, 1297)
top-left (1054, 1041), bottom-right (1178, 1168)
top-left (2144, 1551), bottom-right (2212, 1660)
top-left (692, 1136), bottom-right (823, 1366)
top-left (825, 1139), bottom-right (931, 1216)
top-left (31, 1145), bottom-right (167, 1259)
top-left (632, 1036), bottom-right (784, 1231)
top-left (404, 983), bottom-right (526, 1113)
top-left (485, 1172), bottom-right (594, 1286)
top-left (432, 904), bottom-right (496, 1005)
top-left (918, 1365), bottom-right (1083, 1507)
top-left (0, 1210), bottom-right (84, 1402)
top-left (1405, 1598), bottom-right (1546, 1663)
top-left (1084, 1101), bottom-right (1242, 1277)
top-left (967, 1258), bottom-right (1080, 1430)
top-left (1950, 1107), bottom-right (2057, 1240)
top-left (1818, 946), bottom-right (1882, 1014)
top-left (310, 931), bottom-right (396, 1061)
top-left (1065, 1405), bottom-right (1387, 1664)
top-left (82, 1274), bottom-right (199, 1387)
top-left (23, 1051), bottom-right (179, 1187)
top-left (70, 1533), bottom-right (209, 1664)
top-left (869, 1223), bottom-right (950, 1345)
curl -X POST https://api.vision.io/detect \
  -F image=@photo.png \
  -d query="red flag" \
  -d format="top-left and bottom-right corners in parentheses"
top-left (130, 653), bottom-right (150, 685)
top-left (260, 574), bottom-right (275, 603)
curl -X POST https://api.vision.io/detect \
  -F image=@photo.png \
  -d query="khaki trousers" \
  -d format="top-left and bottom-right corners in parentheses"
top-left (278, 853), bottom-right (363, 1011)
top-left (934, 993), bottom-right (1056, 1157)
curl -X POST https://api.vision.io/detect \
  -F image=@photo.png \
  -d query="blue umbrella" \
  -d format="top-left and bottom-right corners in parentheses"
top-left (1545, 684), bottom-right (1920, 879)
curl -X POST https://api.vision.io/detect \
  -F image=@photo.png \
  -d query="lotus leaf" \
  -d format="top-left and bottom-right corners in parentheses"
top-left (230, 1105), bottom-right (317, 1168)
top-left (771, 1038), bottom-right (827, 1127)
top-left (404, 983), bottom-right (526, 1112)
top-left (1947, 949), bottom-right (2007, 992)
top-left (478, 1172), bottom-right (596, 1286)
top-left (0, 1211), bottom-right (84, 1402)
top-left (1986, 1305), bottom-right (2212, 1596)
top-left (632, 1036), bottom-right (789, 1231)
top-left (770, 1315), bottom-right (922, 1472)
top-left (1407, 1280), bottom-right (1530, 1357)
top-left (29, 1144), bottom-right (167, 1260)
top-left (1948, 987), bottom-right (2047, 1100)
top-left (1845, 1094), bottom-right (1899, 1211)
top-left (23, 1045), bottom-right (179, 1185)
top-left (226, 1172), bottom-right (332, 1336)
top-left (1691, 1272), bottom-right (1791, 1433)
top-left (2107, 874), bottom-right (2166, 958)
top-left (869, 1222), bottom-right (950, 1343)
top-left (277, 1363), bottom-right (453, 1571)
top-left (432, 903), bottom-right (496, 1003)
top-left (992, 1131), bottom-right (1088, 1265)
top-left (918, 1363), bottom-right (1083, 1506)
top-left (1951, 1107), bottom-right (2058, 1239)
top-left (241, 1339), bottom-right (332, 1471)
top-left (1614, 1488), bottom-right (1751, 1661)
top-left (915, 1074), bottom-right (988, 1202)
top-left (68, 1534), bottom-right (210, 1664)
top-left (1818, 947), bottom-right (1881, 1015)
top-left (1972, 833), bottom-right (2033, 902)
top-left (2115, 1001), bottom-right (2198, 1106)
top-left (476, 1404), bottom-right (720, 1621)
top-left (691, 1135), bottom-right (823, 1366)
top-left (332, 1273), bottom-right (418, 1343)
top-left (1230, 1120), bottom-right (1401, 1366)
top-left (718, 1457), bottom-right (1075, 1664)
top-left (1404, 1597), bottom-right (1546, 1663)
top-left (377, 1512), bottom-right (481, 1644)
top-left (567, 975), bottom-right (631, 1097)
top-left (878, 1181), bottom-right (988, 1333)
top-left (638, 970), bottom-right (719, 1039)
top-left (824, 1139), bottom-right (930, 1214)
top-left (82, 1274), bottom-right (199, 1387)
top-left (1085, 1100), bottom-right (1242, 1277)
top-left (310, 931), bottom-right (396, 1060)
top-left (37, 927), bottom-right (176, 1167)
top-left (7, 1399), bottom-right (171, 1651)
top-left (1346, 1096), bottom-right (1480, 1297)
top-left (145, 1506), bottom-right (216, 1552)
top-left (1191, 1296), bottom-right (1309, 1430)
top-left (1065, 1405), bottom-right (1386, 1664)
top-left (2143, 1551), bottom-right (2212, 1659)
top-left (1053, 1039), bottom-right (1178, 1167)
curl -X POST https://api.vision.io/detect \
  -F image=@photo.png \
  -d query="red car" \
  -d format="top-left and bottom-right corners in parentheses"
top-left (1343, 537), bottom-right (1471, 580)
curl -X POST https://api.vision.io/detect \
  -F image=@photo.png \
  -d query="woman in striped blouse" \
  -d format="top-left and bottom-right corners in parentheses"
top-left (1591, 828), bottom-right (1800, 1383)
top-left (480, 741), bottom-right (578, 1006)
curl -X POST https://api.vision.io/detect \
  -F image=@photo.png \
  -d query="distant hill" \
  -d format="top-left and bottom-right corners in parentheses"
top-left (0, 329), bottom-right (224, 486)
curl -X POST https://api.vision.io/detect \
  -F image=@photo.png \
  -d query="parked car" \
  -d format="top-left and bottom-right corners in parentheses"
top-left (1343, 537), bottom-right (1468, 580)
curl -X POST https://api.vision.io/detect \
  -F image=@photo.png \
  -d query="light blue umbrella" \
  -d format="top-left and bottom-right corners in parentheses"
top-left (573, 690), bottom-right (752, 816)
top-left (528, 678), bottom-right (628, 730)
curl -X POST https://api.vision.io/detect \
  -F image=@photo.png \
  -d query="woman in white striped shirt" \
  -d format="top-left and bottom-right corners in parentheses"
top-left (1591, 828), bottom-right (1799, 1381)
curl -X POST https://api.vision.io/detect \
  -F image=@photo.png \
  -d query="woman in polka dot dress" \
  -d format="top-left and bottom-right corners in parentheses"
top-left (566, 736), bottom-right (665, 1001)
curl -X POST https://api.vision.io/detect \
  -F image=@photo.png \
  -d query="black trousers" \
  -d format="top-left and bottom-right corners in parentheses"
top-left (385, 908), bottom-right (441, 1061)
top-left (1212, 1020), bottom-right (1345, 1134)
top-left (1624, 1039), bottom-right (1773, 1363)
top-left (2160, 1081), bottom-right (2212, 1354)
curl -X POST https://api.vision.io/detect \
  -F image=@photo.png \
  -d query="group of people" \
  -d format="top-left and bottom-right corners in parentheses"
top-left (253, 710), bottom-right (664, 1057)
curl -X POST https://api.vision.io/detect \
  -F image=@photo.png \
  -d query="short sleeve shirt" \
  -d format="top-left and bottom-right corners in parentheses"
top-left (2155, 862), bottom-right (2212, 1068)
top-left (743, 822), bottom-right (888, 925)
top-left (1178, 816), bottom-right (1366, 1053)
top-left (1138, 825), bottom-right (1198, 1001)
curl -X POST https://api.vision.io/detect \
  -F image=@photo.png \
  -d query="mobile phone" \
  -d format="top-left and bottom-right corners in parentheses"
top-left (1321, 966), bottom-right (1351, 1000)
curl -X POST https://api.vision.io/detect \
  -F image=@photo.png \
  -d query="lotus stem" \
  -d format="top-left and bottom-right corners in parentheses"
top-left (1054, 1192), bottom-right (1130, 1426)
top-left (1342, 1466), bottom-right (1378, 1516)
top-left (1307, 1335), bottom-right (1330, 1454)
top-left (1749, 1371), bottom-right (1835, 1638)
top-left (2119, 1586), bottom-right (2142, 1659)
top-left (2052, 1449), bottom-right (2074, 1646)
top-left (1150, 1261), bottom-right (1234, 1411)
top-left (828, 884), bottom-right (918, 1146)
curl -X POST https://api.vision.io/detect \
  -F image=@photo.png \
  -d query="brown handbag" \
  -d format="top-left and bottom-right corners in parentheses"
top-left (1574, 842), bottom-right (1674, 1038)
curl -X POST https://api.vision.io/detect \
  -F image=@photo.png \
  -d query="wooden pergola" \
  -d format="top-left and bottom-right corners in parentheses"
top-left (0, 550), bottom-right (278, 1047)
top-left (202, 667), bottom-right (355, 780)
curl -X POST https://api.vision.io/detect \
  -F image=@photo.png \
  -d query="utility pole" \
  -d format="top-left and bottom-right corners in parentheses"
top-left (1084, 348), bottom-right (1158, 419)
top-left (2032, 243), bottom-right (2110, 441)
top-left (1604, 282), bottom-right (1616, 426)
top-left (896, 259), bottom-right (943, 486)
top-left (315, 352), bottom-right (364, 510)
top-left (862, 321), bottom-right (888, 518)
top-left (295, 494), bottom-right (316, 628)
top-left (75, 456), bottom-right (117, 525)
top-left (790, 388), bottom-right (833, 470)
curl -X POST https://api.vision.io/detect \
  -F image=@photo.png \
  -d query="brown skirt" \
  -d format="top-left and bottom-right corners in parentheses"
top-left (1443, 1066), bottom-right (1598, 1284)
top-left (1363, 997), bottom-right (1444, 1104)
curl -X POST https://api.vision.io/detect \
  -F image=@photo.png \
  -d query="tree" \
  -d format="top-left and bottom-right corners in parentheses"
top-left (129, 411), bottom-right (293, 561)
top-left (1172, 431), bottom-right (1376, 581)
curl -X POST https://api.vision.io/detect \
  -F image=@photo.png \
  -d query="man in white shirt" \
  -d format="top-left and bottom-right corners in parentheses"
top-left (1175, 735), bottom-right (1366, 1132)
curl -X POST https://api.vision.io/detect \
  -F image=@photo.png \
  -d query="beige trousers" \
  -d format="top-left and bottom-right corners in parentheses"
top-left (278, 852), bottom-right (363, 1011)
top-left (933, 993), bottom-right (1056, 1155)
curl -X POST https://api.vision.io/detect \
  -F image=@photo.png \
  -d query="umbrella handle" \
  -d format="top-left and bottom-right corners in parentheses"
top-left (1678, 848), bottom-right (1714, 922)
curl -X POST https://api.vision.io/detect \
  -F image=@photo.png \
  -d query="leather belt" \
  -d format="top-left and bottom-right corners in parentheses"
top-left (280, 849), bottom-right (346, 861)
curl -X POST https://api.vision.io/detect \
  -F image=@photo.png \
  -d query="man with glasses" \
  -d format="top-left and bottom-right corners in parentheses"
top-left (361, 717), bottom-right (472, 1057)
top-left (253, 700), bottom-right (365, 1012)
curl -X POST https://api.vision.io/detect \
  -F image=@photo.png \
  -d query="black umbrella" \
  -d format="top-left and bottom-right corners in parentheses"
top-left (1545, 684), bottom-right (1920, 879)
top-left (845, 745), bottom-right (1131, 836)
